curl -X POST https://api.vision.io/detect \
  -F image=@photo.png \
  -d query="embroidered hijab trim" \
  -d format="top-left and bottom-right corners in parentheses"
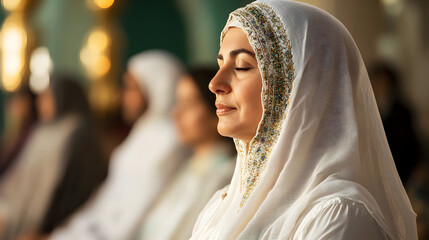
top-left (221, 2), bottom-right (295, 207)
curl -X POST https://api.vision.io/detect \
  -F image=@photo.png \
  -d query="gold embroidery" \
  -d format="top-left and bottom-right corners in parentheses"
top-left (221, 2), bottom-right (295, 207)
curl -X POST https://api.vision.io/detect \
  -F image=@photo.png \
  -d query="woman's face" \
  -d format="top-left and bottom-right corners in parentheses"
top-left (122, 71), bottom-right (146, 125)
top-left (210, 27), bottom-right (263, 142)
top-left (36, 87), bottom-right (56, 123)
top-left (173, 76), bottom-right (219, 147)
top-left (8, 94), bottom-right (31, 123)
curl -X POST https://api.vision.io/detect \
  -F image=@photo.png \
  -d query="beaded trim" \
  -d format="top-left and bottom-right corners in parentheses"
top-left (221, 2), bottom-right (295, 207)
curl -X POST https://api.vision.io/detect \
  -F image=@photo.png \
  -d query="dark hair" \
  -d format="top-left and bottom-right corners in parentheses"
top-left (39, 74), bottom-right (107, 233)
top-left (368, 63), bottom-right (400, 90)
top-left (187, 67), bottom-right (218, 114)
top-left (50, 74), bottom-right (92, 120)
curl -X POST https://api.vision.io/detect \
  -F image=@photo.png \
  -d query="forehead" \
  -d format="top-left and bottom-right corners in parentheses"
top-left (220, 27), bottom-right (253, 54)
top-left (177, 76), bottom-right (199, 96)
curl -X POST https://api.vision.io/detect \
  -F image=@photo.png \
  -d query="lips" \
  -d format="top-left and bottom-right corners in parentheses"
top-left (215, 102), bottom-right (237, 115)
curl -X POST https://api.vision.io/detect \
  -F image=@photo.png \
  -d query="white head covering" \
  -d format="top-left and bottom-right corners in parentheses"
top-left (50, 50), bottom-right (186, 240)
top-left (191, 1), bottom-right (416, 239)
top-left (128, 49), bottom-right (185, 118)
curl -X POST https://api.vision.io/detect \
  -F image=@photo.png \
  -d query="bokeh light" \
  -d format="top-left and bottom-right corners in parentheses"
top-left (94, 0), bottom-right (114, 9)
top-left (1, 0), bottom-right (23, 12)
top-left (80, 28), bottom-right (112, 79)
top-left (29, 47), bottom-right (53, 93)
top-left (88, 29), bottom-right (109, 52)
top-left (0, 15), bottom-right (27, 92)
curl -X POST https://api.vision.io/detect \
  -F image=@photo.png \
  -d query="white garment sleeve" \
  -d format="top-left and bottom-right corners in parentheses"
top-left (50, 130), bottom-right (183, 240)
top-left (48, 185), bottom-right (107, 240)
top-left (292, 197), bottom-right (388, 240)
top-left (0, 131), bottom-right (66, 240)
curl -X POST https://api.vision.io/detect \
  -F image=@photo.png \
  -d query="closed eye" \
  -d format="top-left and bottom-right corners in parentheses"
top-left (234, 67), bottom-right (251, 71)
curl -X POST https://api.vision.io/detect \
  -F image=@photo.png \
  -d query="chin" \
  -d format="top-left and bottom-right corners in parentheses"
top-left (217, 121), bottom-right (235, 139)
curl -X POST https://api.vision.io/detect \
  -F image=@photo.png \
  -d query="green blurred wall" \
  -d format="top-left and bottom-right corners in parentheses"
top-left (0, 0), bottom-right (251, 133)
top-left (32, 0), bottom-right (95, 80)
top-left (118, 0), bottom-right (188, 73)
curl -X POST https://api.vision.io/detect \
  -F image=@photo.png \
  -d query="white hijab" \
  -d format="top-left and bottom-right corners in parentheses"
top-left (191, 1), bottom-right (416, 239)
top-left (50, 50), bottom-right (186, 240)
top-left (128, 50), bottom-right (185, 119)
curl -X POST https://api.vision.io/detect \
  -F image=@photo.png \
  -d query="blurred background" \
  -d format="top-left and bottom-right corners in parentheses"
top-left (0, 0), bottom-right (427, 237)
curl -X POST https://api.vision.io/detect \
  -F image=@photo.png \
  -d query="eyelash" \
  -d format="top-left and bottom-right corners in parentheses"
top-left (234, 67), bottom-right (251, 71)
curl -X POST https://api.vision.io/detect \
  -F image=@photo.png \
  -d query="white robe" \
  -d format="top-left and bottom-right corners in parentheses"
top-left (0, 115), bottom-right (79, 240)
top-left (50, 50), bottom-right (186, 240)
top-left (190, 1), bottom-right (417, 239)
top-left (138, 144), bottom-right (234, 240)
top-left (50, 116), bottom-right (183, 240)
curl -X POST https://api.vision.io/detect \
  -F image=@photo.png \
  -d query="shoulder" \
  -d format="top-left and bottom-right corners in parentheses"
top-left (293, 197), bottom-right (389, 240)
top-left (192, 186), bottom-right (229, 236)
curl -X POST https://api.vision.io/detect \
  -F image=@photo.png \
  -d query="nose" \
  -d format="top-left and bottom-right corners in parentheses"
top-left (209, 68), bottom-right (232, 95)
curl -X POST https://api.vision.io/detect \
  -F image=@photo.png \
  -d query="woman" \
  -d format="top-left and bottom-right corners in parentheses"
top-left (190, 0), bottom-right (417, 239)
top-left (0, 87), bottom-right (37, 177)
top-left (48, 50), bottom-right (187, 240)
top-left (138, 68), bottom-right (235, 240)
top-left (368, 63), bottom-right (420, 184)
top-left (0, 75), bottom-right (106, 240)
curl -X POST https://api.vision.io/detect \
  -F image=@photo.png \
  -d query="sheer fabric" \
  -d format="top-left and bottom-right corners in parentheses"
top-left (138, 144), bottom-right (234, 240)
top-left (190, 1), bottom-right (417, 239)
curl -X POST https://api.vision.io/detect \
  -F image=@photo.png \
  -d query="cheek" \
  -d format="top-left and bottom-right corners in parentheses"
top-left (177, 107), bottom-right (211, 140)
top-left (227, 75), bottom-right (263, 140)
top-left (239, 79), bottom-right (263, 122)
top-left (38, 97), bottom-right (55, 120)
top-left (123, 91), bottom-right (143, 111)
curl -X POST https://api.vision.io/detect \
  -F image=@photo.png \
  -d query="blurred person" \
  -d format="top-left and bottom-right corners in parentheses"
top-left (0, 87), bottom-right (37, 177)
top-left (137, 67), bottom-right (235, 240)
top-left (369, 63), bottom-right (429, 240)
top-left (369, 63), bottom-right (421, 184)
top-left (0, 75), bottom-right (107, 240)
top-left (45, 50), bottom-right (187, 240)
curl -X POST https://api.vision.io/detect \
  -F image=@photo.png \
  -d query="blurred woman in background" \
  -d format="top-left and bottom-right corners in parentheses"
top-left (0, 87), bottom-right (38, 177)
top-left (368, 63), bottom-right (421, 185)
top-left (48, 50), bottom-right (187, 240)
top-left (138, 67), bottom-right (235, 240)
top-left (0, 75), bottom-right (107, 240)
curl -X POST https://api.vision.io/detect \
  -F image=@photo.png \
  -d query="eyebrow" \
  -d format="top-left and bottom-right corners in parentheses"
top-left (216, 48), bottom-right (255, 60)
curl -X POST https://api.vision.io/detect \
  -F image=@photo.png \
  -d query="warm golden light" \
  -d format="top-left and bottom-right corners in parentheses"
top-left (2, 74), bottom-right (20, 90)
top-left (1, 0), bottom-right (23, 11)
top-left (93, 54), bottom-right (111, 77)
top-left (80, 47), bottom-right (111, 78)
top-left (88, 29), bottom-right (109, 51)
top-left (3, 54), bottom-right (22, 76)
top-left (90, 82), bottom-right (119, 113)
top-left (0, 15), bottom-right (27, 92)
top-left (94, 0), bottom-right (114, 9)
top-left (80, 45), bottom-right (93, 66)
top-left (80, 28), bottom-right (112, 79)
top-left (3, 27), bottom-right (26, 51)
